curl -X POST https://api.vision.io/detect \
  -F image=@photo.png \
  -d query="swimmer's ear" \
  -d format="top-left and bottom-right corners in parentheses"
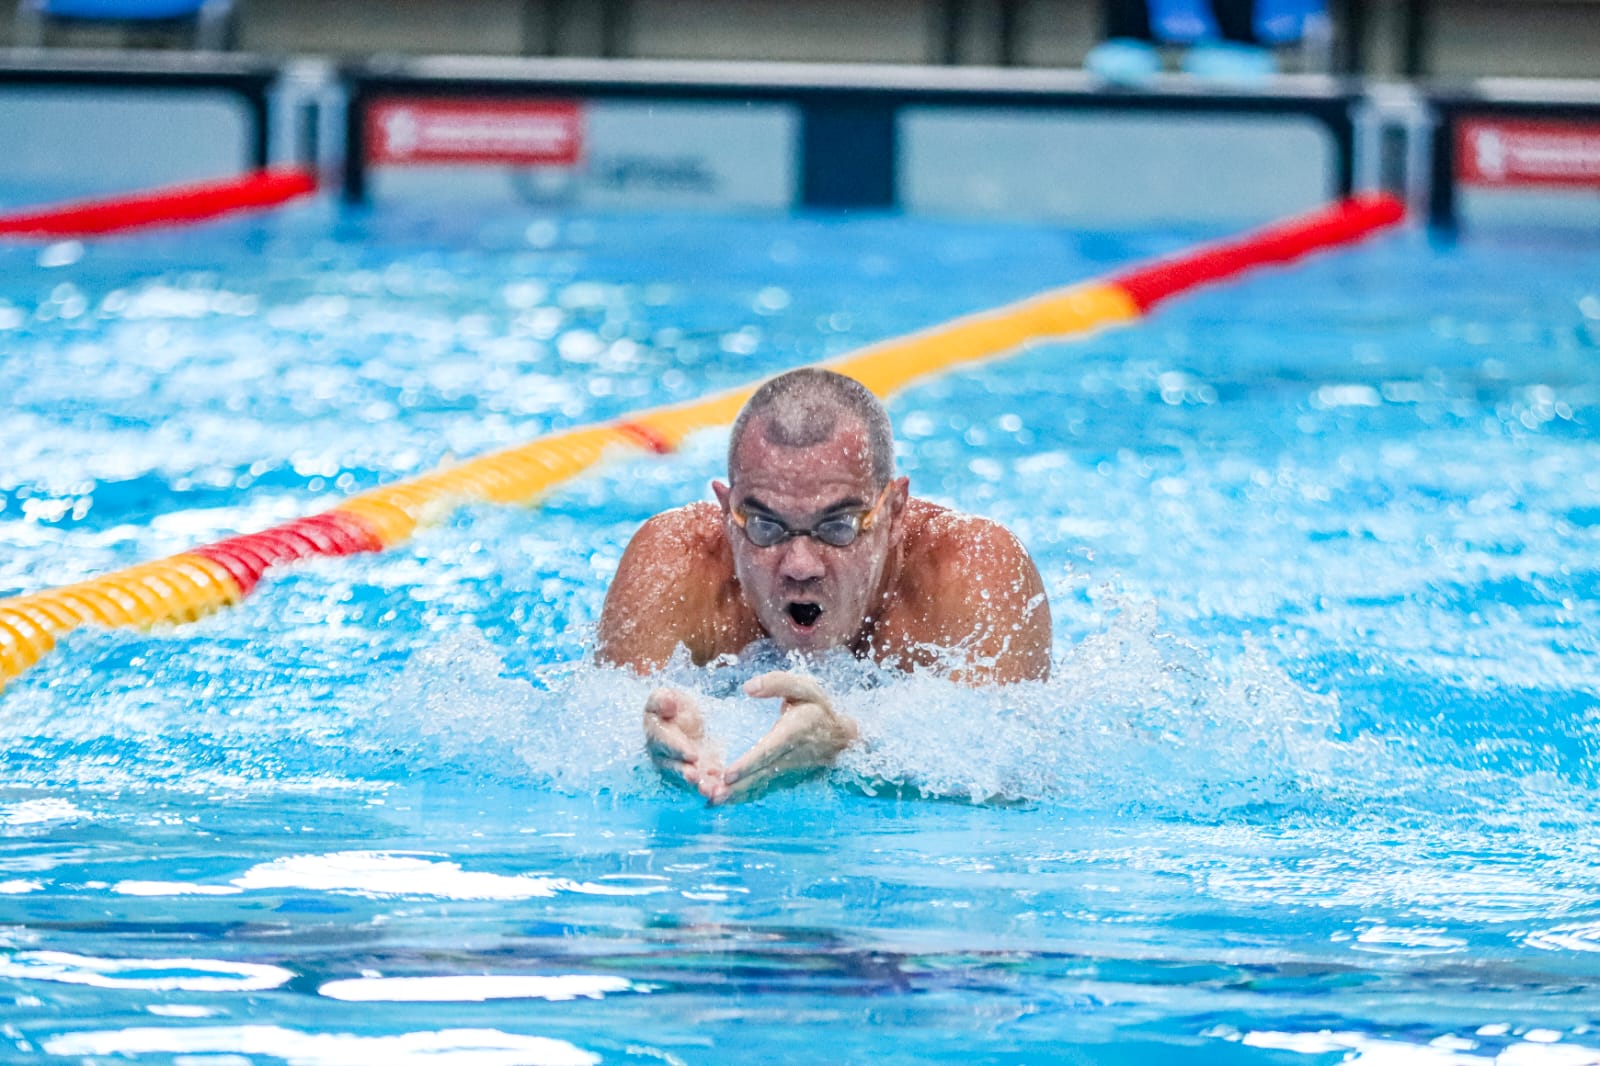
top-left (886, 476), bottom-right (911, 547)
top-left (711, 480), bottom-right (732, 513)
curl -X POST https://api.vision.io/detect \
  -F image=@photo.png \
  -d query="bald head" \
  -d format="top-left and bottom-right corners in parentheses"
top-left (729, 369), bottom-right (895, 487)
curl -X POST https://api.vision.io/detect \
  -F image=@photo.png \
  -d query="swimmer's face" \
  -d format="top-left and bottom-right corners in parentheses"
top-left (714, 417), bottom-right (908, 655)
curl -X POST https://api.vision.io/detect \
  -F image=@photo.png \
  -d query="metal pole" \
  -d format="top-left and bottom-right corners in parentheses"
top-left (1402, 0), bottom-right (1430, 78)
top-left (998, 0), bottom-right (1022, 66)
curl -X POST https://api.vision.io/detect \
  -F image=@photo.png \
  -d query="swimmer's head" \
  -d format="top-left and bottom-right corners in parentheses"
top-left (726, 368), bottom-right (896, 489)
top-left (713, 369), bottom-right (909, 655)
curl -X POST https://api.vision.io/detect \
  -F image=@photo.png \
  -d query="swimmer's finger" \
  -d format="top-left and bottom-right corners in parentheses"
top-left (720, 720), bottom-right (802, 790)
top-left (714, 743), bottom-right (810, 805)
top-left (743, 670), bottom-right (830, 710)
top-left (648, 726), bottom-right (722, 785)
top-left (653, 752), bottom-right (693, 775)
top-left (644, 711), bottom-right (700, 764)
top-left (645, 690), bottom-right (705, 748)
top-left (646, 732), bottom-right (695, 764)
top-left (709, 773), bottom-right (760, 805)
top-left (646, 688), bottom-right (703, 732)
top-left (723, 741), bottom-right (792, 789)
top-left (644, 688), bottom-right (676, 719)
top-left (654, 754), bottom-right (707, 790)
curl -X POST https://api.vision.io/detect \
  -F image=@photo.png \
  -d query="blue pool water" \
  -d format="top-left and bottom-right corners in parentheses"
top-left (1, 203), bottom-right (1598, 1064)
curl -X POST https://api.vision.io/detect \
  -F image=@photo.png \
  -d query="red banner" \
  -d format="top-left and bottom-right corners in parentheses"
top-left (367, 99), bottom-right (583, 166)
top-left (1457, 117), bottom-right (1600, 189)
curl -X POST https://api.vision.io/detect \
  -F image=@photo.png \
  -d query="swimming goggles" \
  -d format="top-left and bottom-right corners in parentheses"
top-left (731, 482), bottom-right (892, 549)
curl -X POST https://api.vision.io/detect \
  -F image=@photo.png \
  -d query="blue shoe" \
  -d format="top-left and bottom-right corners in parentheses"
top-left (1181, 41), bottom-right (1278, 85)
top-left (1086, 38), bottom-right (1162, 87)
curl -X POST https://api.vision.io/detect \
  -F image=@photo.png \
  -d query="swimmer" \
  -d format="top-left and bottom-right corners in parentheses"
top-left (597, 368), bottom-right (1051, 804)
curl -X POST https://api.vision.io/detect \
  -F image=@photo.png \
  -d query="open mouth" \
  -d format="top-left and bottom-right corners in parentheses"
top-left (786, 602), bottom-right (823, 628)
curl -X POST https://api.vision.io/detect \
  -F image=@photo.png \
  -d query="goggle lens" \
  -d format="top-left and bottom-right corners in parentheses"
top-left (739, 512), bottom-right (864, 549)
top-left (742, 514), bottom-right (789, 548)
top-left (814, 518), bottom-right (862, 547)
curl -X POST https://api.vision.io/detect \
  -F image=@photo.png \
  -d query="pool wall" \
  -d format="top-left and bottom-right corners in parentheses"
top-left (0, 51), bottom-right (279, 200)
top-left (0, 51), bottom-right (1596, 231)
top-left (0, 50), bottom-right (1593, 228)
top-left (343, 57), bottom-right (1356, 227)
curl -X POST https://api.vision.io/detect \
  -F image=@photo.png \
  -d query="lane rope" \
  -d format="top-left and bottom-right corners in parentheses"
top-left (0, 193), bottom-right (1406, 692)
top-left (0, 168), bottom-right (319, 239)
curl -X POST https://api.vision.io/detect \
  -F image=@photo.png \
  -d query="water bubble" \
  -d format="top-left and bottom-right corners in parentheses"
top-left (557, 330), bottom-right (605, 364)
top-left (502, 280), bottom-right (548, 309)
top-left (754, 286), bottom-right (791, 313)
top-left (720, 328), bottom-right (760, 356)
top-left (36, 241), bottom-right (84, 269)
top-left (524, 219), bottom-right (560, 247)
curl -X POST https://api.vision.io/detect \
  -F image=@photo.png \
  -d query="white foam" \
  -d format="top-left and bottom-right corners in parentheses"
top-left (0, 798), bottom-right (90, 826)
top-left (1354, 925), bottom-right (1470, 955)
top-left (318, 973), bottom-right (637, 1003)
top-left (115, 881), bottom-right (244, 897)
top-left (229, 852), bottom-right (566, 901)
top-left (149, 1005), bottom-right (221, 1018)
top-left (1526, 924), bottom-right (1600, 953)
top-left (0, 950), bottom-right (291, 992)
top-left (370, 605), bottom-right (1384, 812)
top-left (42, 1025), bottom-right (598, 1066)
top-left (1231, 1029), bottom-right (1600, 1065)
top-left (87, 847), bottom-right (669, 904)
top-left (375, 626), bottom-right (650, 789)
top-left (1499, 1044), bottom-right (1600, 1065)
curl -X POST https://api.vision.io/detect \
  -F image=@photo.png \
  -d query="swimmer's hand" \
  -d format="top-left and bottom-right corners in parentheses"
top-left (701, 671), bottom-right (858, 806)
top-left (644, 688), bottom-right (721, 792)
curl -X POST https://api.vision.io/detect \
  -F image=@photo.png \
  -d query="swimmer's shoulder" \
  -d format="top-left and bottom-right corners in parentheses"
top-left (897, 497), bottom-right (1051, 683)
top-left (629, 501), bottom-right (728, 563)
top-left (616, 502), bottom-right (736, 598)
top-left (901, 498), bottom-right (1034, 577)
top-left (599, 502), bottom-right (742, 671)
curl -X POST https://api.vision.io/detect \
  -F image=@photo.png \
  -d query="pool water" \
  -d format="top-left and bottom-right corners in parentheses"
top-left (1, 203), bottom-right (1598, 1064)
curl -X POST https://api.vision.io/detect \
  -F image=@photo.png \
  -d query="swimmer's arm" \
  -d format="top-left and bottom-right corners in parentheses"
top-left (929, 519), bottom-right (1052, 685)
top-left (595, 508), bottom-right (716, 673)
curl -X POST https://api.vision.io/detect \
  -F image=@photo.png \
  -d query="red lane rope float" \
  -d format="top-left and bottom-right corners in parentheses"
top-left (613, 420), bottom-right (677, 456)
top-left (1111, 192), bottom-right (1406, 313)
top-left (0, 167), bottom-right (319, 239)
top-left (0, 193), bottom-right (1405, 692)
top-left (191, 511), bottom-right (385, 597)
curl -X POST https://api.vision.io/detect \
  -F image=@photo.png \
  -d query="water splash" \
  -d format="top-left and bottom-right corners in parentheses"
top-left (355, 607), bottom-right (1394, 816)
